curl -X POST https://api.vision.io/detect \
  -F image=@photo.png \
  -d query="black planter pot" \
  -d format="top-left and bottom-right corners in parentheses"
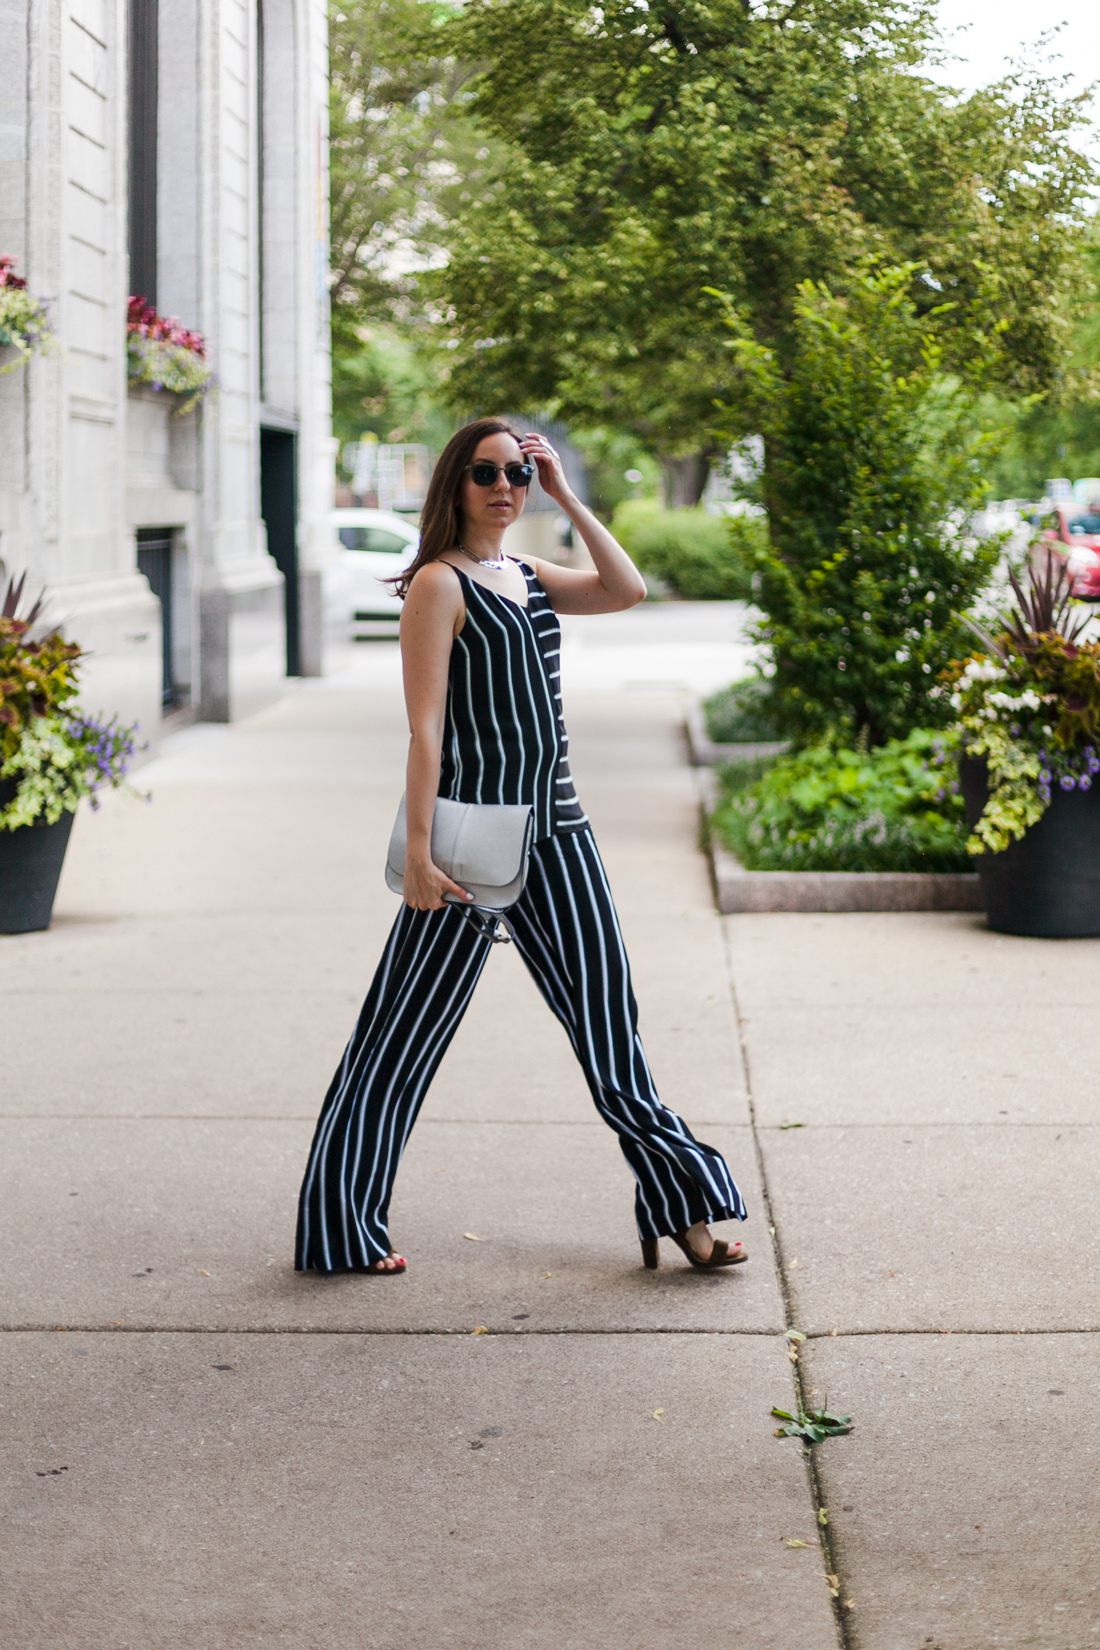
top-left (960, 755), bottom-right (1100, 938)
top-left (0, 778), bottom-right (75, 934)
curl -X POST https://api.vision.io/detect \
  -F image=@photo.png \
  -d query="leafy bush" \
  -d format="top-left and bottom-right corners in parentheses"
top-left (611, 500), bottom-right (762, 601)
top-left (713, 266), bottom-right (1001, 746)
top-left (703, 677), bottom-right (783, 743)
top-left (712, 728), bottom-right (969, 872)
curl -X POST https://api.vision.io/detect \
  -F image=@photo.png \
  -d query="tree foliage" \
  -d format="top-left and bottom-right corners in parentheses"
top-left (983, 225), bottom-right (1100, 499)
top-left (715, 266), bottom-right (1001, 745)
top-left (328, 0), bottom-right (497, 445)
top-left (434, 0), bottom-right (1096, 479)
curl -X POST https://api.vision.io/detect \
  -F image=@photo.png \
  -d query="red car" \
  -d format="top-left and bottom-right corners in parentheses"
top-left (1031, 504), bottom-right (1100, 601)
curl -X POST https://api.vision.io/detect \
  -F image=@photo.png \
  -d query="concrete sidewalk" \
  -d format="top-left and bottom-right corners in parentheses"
top-left (0, 619), bottom-right (837, 1650)
top-left (4, 606), bottom-right (1097, 1648)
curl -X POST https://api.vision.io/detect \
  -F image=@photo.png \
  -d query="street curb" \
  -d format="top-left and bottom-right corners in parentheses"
top-left (709, 840), bottom-right (984, 914)
top-left (687, 714), bottom-right (985, 916)
top-left (683, 703), bottom-right (789, 768)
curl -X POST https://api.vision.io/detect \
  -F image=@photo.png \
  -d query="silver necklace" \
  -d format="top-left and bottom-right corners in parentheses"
top-left (457, 543), bottom-right (509, 573)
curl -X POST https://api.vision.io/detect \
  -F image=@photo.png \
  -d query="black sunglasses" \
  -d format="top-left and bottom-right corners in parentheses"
top-left (465, 461), bottom-right (534, 488)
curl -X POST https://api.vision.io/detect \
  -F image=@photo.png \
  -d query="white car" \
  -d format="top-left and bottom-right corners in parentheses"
top-left (331, 508), bottom-right (419, 624)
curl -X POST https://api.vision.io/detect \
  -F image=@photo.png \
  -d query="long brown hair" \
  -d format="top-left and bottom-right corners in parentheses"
top-left (391, 417), bottom-right (524, 599)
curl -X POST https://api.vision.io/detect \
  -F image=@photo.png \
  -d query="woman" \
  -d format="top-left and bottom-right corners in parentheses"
top-left (295, 418), bottom-right (747, 1274)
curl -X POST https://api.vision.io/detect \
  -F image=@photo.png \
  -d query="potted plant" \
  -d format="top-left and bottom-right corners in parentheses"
top-left (0, 255), bottom-right (52, 372)
top-left (0, 574), bottom-right (141, 934)
top-left (943, 554), bottom-right (1100, 937)
top-left (126, 296), bottom-right (213, 412)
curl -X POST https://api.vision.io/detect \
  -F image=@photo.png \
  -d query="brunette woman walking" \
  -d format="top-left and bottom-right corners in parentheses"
top-left (295, 418), bottom-right (748, 1275)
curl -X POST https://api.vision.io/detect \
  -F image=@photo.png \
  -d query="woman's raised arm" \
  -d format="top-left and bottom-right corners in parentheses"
top-left (518, 432), bottom-right (648, 615)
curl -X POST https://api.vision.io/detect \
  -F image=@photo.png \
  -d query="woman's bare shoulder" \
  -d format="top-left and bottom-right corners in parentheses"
top-left (406, 558), bottom-right (463, 602)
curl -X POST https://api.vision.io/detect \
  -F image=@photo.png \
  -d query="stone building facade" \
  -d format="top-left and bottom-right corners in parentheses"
top-left (0, 0), bottom-right (334, 739)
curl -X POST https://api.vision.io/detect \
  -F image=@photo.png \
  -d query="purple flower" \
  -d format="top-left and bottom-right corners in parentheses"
top-left (1061, 774), bottom-right (1076, 791)
top-left (1080, 774), bottom-right (1092, 791)
top-left (1039, 768), bottom-right (1051, 784)
top-left (1039, 785), bottom-right (1051, 804)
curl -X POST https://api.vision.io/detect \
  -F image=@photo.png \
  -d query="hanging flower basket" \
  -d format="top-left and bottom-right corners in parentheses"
top-left (126, 296), bottom-right (214, 413)
top-left (0, 256), bottom-right (52, 372)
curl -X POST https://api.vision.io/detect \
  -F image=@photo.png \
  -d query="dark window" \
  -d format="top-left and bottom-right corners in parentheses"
top-left (128, 0), bottom-right (158, 305)
top-left (1067, 514), bottom-right (1100, 535)
top-left (260, 428), bottom-right (299, 676)
top-left (137, 528), bottom-right (175, 709)
top-left (338, 527), bottom-right (415, 554)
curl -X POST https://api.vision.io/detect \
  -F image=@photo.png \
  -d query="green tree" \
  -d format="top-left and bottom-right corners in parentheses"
top-left (983, 225), bottom-right (1100, 499)
top-left (332, 325), bottom-right (458, 453)
top-left (328, 0), bottom-right (498, 450)
top-left (715, 266), bottom-right (1001, 745)
top-left (434, 0), bottom-right (1095, 493)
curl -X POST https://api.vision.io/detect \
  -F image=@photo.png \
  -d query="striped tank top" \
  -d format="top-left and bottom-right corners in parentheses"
top-left (438, 561), bottom-right (588, 840)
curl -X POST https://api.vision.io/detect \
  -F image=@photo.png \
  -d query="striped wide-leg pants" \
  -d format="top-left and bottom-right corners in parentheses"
top-left (295, 826), bottom-right (746, 1271)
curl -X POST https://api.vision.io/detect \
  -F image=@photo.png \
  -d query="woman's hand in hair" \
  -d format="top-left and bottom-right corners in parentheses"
top-left (520, 433), bottom-right (572, 505)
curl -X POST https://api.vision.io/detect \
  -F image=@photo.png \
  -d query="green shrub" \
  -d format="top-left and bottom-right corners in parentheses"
top-left (711, 728), bottom-right (969, 872)
top-left (611, 500), bottom-right (762, 601)
top-left (713, 266), bottom-right (1001, 746)
top-left (703, 678), bottom-right (783, 743)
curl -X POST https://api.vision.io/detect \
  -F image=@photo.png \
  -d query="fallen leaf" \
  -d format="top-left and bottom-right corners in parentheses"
top-left (787, 1348), bottom-right (799, 1363)
top-left (787, 1259), bottom-right (799, 1269)
top-left (542, 1272), bottom-right (553, 1279)
top-left (650, 1409), bottom-right (664, 1422)
top-left (110, 1320), bottom-right (125, 1327)
top-left (783, 1538), bottom-right (815, 1548)
top-left (471, 1325), bottom-right (489, 1335)
top-left (844, 1600), bottom-right (856, 1610)
top-left (197, 1269), bottom-right (211, 1277)
top-left (784, 1329), bottom-right (807, 1343)
top-left (818, 1508), bottom-right (830, 1526)
top-left (780, 1121), bottom-right (804, 1130)
top-left (463, 1233), bottom-right (487, 1242)
top-left (826, 1573), bottom-right (840, 1597)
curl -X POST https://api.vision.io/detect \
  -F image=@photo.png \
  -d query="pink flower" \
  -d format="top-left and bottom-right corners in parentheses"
top-left (127, 295), bottom-right (206, 357)
top-left (0, 254), bottom-right (28, 290)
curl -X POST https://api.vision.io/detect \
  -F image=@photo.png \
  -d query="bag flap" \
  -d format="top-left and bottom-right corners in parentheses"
top-left (386, 797), bottom-right (533, 890)
top-left (446, 802), bottom-right (532, 886)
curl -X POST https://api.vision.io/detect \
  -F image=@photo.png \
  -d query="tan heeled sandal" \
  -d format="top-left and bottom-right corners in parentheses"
top-left (641, 1233), bottom-right (747, 1271)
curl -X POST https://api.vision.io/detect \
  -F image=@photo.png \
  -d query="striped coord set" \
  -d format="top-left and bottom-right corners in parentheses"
top-left (295, 562), bottom-right (746, 1271)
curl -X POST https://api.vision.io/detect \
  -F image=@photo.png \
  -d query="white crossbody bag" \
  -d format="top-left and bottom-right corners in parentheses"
top-left (385, 796), bottom-right (534, 943)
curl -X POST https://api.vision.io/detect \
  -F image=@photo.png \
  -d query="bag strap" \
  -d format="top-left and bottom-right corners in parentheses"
top-left (459, 904), bottom-right (516, 945)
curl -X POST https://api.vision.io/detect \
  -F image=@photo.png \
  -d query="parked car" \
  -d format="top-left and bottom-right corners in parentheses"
top-left (1030, 504), bottom-right (1100, 601)
top-left (330, 508), bottom-right (419, 623)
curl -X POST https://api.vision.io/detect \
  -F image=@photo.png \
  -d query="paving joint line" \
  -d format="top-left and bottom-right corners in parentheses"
top-left (717, 916), bottom-right (852, 1649)
top-left (4, 1322), bottom-right (1099, 1337)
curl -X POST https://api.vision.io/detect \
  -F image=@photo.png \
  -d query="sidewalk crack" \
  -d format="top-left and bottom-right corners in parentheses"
top-left (718, 916), bottom-right (853, 1650)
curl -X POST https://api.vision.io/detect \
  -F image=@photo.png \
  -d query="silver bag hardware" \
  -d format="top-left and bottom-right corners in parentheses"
top-left (385, 796), bottom-right (534, 943)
